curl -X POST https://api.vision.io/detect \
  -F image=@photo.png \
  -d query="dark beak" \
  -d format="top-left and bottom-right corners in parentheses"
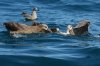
top-left (43, 29), bottom-right (52, 33)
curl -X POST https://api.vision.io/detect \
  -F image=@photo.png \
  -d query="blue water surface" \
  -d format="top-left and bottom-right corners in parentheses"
top-left (0, 0), bottom-right (100, 66)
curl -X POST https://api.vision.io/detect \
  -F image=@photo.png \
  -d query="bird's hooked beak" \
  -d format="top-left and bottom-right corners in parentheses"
top-left (46, 29), bottom-right (52, 33)
top-left (41, 24), bottom-right (52, 33)
top-left (42, 28), bottom-right (52, 33)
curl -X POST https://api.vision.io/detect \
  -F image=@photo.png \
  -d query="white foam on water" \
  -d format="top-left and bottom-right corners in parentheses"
top-left (12, 34), bottom-right (27, 38)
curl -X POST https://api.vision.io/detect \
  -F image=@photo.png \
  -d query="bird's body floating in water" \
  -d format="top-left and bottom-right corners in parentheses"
top-left (21, 7), bottom-right (38, 21)
top-left (57, 20), bottom-right (90, 36)
top-left (3, 22), bottom-right (59, 34)
top-left (3, 22), bottom-right (52, 34)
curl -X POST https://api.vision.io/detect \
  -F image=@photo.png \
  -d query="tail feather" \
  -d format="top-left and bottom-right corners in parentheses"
top-left (3, 22), bottom-right (20, 31)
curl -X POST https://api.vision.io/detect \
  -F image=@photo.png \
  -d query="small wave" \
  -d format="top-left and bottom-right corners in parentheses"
top-left (0, 55), bottom-right (79, 66)
top-left (34, 0), bottom-right (61, 4)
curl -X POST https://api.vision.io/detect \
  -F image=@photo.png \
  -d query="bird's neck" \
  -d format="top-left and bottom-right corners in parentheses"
top-left (31, 11), bottom-right (37, 19)
top-left (66, 29), bottom-right (70, 34)
top-left (67, 28), bottom-right (76, 35)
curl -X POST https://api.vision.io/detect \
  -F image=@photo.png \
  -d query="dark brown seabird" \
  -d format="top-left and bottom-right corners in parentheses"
top-left (58, 20), bottom-right (90, 35)
top-left (3, 22), bottom-right (52, 34)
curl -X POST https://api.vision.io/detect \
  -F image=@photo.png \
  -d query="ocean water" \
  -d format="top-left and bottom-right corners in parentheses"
top-left (0, 0), bottom-right (100, 66)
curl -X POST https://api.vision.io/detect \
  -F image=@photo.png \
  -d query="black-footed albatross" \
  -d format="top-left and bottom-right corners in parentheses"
top-left (21, 7), bottom-right (38, 21)
top-left (3, 22), bottom-right (52, 34)
top-left (58, 20), bottom-right (90, 35)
